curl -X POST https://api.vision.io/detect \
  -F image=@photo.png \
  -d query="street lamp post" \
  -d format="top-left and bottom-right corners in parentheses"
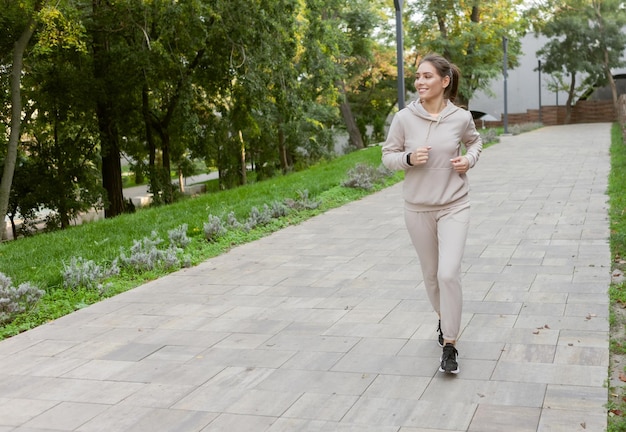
top-left (502, 36), bottom-right (509, 134)
top-left (394, 0), bottom-right (405, 110)
top-left (538, 60), bottom-right (542, 123)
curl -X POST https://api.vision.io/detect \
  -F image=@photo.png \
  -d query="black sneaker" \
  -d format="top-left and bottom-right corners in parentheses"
top-left (439, 343), bottom-right (459, 374)
top-left (437, 320), bottom-right (444, 347)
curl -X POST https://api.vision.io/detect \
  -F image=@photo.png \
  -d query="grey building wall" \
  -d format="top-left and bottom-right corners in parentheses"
top-left (469, 33), bottom-right (626, 119)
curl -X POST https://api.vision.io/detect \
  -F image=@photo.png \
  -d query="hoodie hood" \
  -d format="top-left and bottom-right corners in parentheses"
top-left (407, 99), bottom-right (460, 122)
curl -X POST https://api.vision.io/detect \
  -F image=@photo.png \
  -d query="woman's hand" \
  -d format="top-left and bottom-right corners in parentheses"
top-left (410, 146), bottom-right (432, 165)
top-left (450, 156), bottom-right (469, 174)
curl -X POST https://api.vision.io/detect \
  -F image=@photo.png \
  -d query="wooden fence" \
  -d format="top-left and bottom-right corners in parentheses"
top-left (483, 99), bottom-right (618, 128)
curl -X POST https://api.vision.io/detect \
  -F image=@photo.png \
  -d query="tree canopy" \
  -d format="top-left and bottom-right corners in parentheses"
top-left (534, 0), bottom-right (626, 123)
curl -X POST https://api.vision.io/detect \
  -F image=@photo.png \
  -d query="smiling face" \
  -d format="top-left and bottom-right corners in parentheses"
top-left (414, 61), bottom-right (450, 103)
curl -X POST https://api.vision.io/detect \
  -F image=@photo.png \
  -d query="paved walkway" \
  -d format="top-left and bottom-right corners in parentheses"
top-left (0, 123), bottom-right (613, 431)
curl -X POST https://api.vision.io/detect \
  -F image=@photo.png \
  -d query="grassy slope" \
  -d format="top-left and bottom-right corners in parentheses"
top-left (608, 123), bottom-right (626, 431)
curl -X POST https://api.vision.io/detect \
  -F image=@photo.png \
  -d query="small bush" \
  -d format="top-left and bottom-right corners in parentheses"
top-left (119, 231), bottom-right (180, 271)
top-left (509, 122), bottom-right (542, 135)
top-left (480, 128), bottom-right (500, 144)
top-left (62, 257), bottom-right (120, 293)
top-left (168, 224), bottom-right (191, 249)
top-left (244, 205), bottom-right (272, 231)
top-left (0, 273), bottom-right (44, 325)
top-left (204, 215), bottom-right (227, 242)
top-left (226, 211), bottom-right (243, 229)
top-left (342, 163), bottom-right (393, 190)
top-left (284, 189), bottom-right (320, 210)
top-left (269, 200), bottom-right (289, 218)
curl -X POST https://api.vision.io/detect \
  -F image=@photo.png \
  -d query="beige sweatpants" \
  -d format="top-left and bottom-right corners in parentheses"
top-left (404, 203), bottom-right (470, 342)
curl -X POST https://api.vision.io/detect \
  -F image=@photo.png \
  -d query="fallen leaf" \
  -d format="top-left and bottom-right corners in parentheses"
top-left (619, 372), bottom-right (626, 382)
top-left (533, 330), bottom-right (540, 335)
top-left (580, 421), bottom-right (586, 429)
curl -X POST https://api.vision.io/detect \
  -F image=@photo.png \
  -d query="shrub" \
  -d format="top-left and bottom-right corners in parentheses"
top-left (269, 200), bottom-right (289, 218)
top-left (284, 189), bottom-right (321, 210)
top-left (62, 257), bottom-right (120, 293)
top-left (480, 128), bottom-right (500, 144)
top-left (168, 224), bottom-right (191, 249)
top-left (244, 205), bottom-right (272, 231)
top-left (204, 214), bottom-right (227, 242)
top-left (0, 273), bottom-right (44, 325)
top-left (342, 163), bottom-right (393, 190)
top-left (509, 122), bottom-right (542, 135)
top-left (119, 231), bottom-right (180, 271)
top-left (226, 211), bottom-right (243, 229)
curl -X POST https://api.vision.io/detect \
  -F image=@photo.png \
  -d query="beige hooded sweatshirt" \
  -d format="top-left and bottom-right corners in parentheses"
top-left (382, 99), bottom-right (482, 212)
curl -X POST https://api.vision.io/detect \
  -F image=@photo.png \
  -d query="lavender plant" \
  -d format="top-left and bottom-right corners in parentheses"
top-left (62, 257), bottom-right (120, 293)
top-left (119, 231), bottom-right (180, 271)
top-left (204, 215), bottom-right (227, 242)
top-left (168, 224), bottom-right (191, 249)
top-left (284, 189), bottom-right (320, 210)
top-left (0, 273), bottom-right (45, 325)
top-left (341, 163), bottom-right (392, 190)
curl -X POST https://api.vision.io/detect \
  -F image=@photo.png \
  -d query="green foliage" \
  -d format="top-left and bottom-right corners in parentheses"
top-left (608, 122), bottom-right (626, 431)
top-left (2, 0), bottom-right (406, 229)
top-left (406, 0), bottom-right (529, 106)
top-left (609, 123), bottom-right (626, 263)
top-left (33, 5), bottom-right (87, 55)
top-left (536, 0), bottom-right (626, 111)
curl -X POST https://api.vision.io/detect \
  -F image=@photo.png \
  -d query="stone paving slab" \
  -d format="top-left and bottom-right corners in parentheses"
top-left (0, 123), bottom-right (612, 431)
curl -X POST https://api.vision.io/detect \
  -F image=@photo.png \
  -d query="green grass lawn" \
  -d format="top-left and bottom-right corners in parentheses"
top-left (608, 123), bottom-right (626, 432)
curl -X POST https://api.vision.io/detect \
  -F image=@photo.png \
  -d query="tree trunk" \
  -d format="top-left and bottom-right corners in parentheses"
top-left (142, 85), bottom-right (158, 193)
top-left (92, 0), bottom-right (124, 217)
top-left (565, 72), bottom-right (576, 124)
top-left (239, 130), bottom-right (247, 185)
top-left (178, 167), bottom-right (184, 193)
top-left (161, 132), bottom-right (173, 203)
top-left (98, 120), bottom-right (125, 217)
top-left (337, 80), bottom-right (364, 149)
top-left (592, 1), bottom-right (619, 115)
top-left (340, 99), bottom-right (364, 149)
top-left (603, 50), bottom-right (618, 113)
top-left (0, 20), bottom-right (35, 241)
top-left (278, 125), bottom-right (288, 172)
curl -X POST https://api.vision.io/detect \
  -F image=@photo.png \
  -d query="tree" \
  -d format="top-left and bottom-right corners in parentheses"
top-left (535, 0), bottom-right (626, 123)
top-left (89, 0), bottom-right (132, 217)
top-left (406, 0), bottom-right (529, 108)
top-left (590, 0), bottom-right (626, 111)
top-left (0, 0), bottom-right (41, 240)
